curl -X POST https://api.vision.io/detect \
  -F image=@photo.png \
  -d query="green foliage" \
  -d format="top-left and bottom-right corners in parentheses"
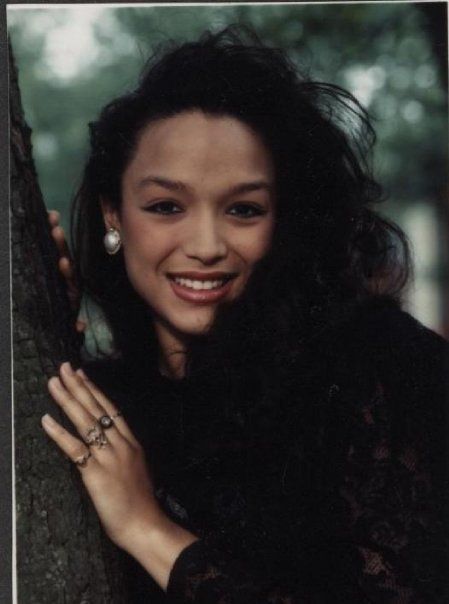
top-left (8, 4), bottom-right (447, 231)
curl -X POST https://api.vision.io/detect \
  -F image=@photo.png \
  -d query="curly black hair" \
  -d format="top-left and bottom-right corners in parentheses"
top-left (71, 26), bottom-right (410, 380)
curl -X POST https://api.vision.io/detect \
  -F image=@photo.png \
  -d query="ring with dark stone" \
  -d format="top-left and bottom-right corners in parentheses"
top-left (99, 415), bottom-right (114, 429)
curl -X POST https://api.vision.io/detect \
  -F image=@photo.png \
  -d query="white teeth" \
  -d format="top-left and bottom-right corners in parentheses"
top-left (173, 277), bottom-right (225, 290)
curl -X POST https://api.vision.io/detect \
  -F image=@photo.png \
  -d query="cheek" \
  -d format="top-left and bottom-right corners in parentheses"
top-left (235, 223), bottom-right (274, 265)
top-left (121, 222), bottom-right (177, 272)
top-left (258, 222), bottom-right (275, 256)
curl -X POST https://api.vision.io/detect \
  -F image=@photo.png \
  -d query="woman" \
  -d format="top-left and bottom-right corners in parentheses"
top-left (42, 29), bottom-right (448, 602)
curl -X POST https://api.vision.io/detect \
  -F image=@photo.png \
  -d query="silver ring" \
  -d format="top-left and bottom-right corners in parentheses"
top-left (99, 415), bottom-right (114, 429)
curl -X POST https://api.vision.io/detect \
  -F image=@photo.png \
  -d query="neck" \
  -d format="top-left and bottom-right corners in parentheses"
top-left (155, 323), bottom-right (188, 380)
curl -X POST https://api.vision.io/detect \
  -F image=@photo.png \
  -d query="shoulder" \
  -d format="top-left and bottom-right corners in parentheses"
top-left (321, 296), bottom-right (448, 389)
top-left (321, 297), bottom-right (448, 460)
top-left (354, 297), bottom-right (447, 403)
top-left (306, 296), bottom-right (448, 439)
top-left (352, 295), bottom-right (446, 355)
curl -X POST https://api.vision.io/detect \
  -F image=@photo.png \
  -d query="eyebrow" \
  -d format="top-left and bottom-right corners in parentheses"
top-left (137, 175), bottom-right (273, 196)
top-left (227, 181), bottom-right (273, 196)
top-left (137, 176), bottom-right (187, 192)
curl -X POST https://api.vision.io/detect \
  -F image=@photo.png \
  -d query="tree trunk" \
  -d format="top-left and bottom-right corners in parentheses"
top-left (10, 43), bottom-right (127, 603)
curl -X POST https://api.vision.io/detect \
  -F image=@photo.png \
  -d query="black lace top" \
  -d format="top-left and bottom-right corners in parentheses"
top-left (86, 299), bottom-right (449, 603)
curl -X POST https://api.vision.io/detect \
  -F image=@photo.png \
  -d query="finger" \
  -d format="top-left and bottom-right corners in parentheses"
top-left (58, 256), bottom-right (74, 281)
top-left (48, 218), bottom-right (80, 315)
top-left (48, 375), bottom-right (116, 450)
top-left (76, 319), bottom-right (88, 333)
top-left (59, 362), bottom-right (104, 415)
top-left (76, 368), bottom-right (139, 445)
top-left (48, 210), bottom-right (61, 227)
top-left (51, 225), bottom-right (71, 259)
top-left (58, 363), bottom-right (129, 444)
top-left (58, 257), bottom-right (79, 309)
top-left (41, 413), bottom-right (97, 471)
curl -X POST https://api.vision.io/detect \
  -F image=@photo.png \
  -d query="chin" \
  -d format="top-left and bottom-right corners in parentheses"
top-left (174, 311), bottom-right (217, 337)
top-left (177, 321), bottom-right (214, 337)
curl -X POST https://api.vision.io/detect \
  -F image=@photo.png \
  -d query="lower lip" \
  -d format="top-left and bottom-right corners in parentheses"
top-left (168, 278), bottom-right (235, 304)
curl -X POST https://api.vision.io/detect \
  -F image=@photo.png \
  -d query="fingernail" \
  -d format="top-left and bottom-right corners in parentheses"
top-left (42, 414), bottom-right (56, 428)
top-left (60, 362), bottom-right (73, 374)
top-left (76, 368), bottom-right (87, 379)
top-left (48, 376), bottom-right (61, 389)
top-left (76, 321), bottom-right (87, 333)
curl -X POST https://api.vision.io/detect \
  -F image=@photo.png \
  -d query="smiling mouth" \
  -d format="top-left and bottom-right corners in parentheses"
top-left (167, 272), bottom-right (237, 303)
top-left (167, 272), bottom-right (236, 290)
top-left (171, 276), bottom-right (230, 290)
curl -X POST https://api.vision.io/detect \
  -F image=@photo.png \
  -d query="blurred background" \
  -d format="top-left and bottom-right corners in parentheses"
top-left (8, 3), bottom-right (448, 336)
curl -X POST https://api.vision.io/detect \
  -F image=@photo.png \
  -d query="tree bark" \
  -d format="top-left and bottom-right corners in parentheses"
top-left (11, 43), bottom-right (127, 603)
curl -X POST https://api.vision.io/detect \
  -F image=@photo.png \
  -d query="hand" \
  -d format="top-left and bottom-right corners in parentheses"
top-left (42, 362), bottom-right (163, 551)
top-left (47, 210), bottom-right (86, 333)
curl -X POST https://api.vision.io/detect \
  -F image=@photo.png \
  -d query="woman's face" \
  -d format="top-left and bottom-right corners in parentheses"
top-left (103, 110), bottom-right (275, 341)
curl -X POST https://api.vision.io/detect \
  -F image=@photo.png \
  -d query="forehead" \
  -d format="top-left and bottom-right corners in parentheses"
top-left (123, 110), bottom-right (274, 189)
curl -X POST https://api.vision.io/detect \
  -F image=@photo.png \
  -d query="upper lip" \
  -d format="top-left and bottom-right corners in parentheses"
top-left (167, 271), bottom-right (237, 281)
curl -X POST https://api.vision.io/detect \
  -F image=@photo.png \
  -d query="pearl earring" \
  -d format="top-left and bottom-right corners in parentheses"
top-left (103, 227), bottom-right (121, 255)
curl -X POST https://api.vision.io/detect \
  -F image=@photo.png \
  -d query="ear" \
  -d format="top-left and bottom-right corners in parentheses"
top-left (100, 197), bottom-right (121, 231)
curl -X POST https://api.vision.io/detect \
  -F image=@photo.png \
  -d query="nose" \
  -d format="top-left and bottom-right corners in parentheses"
top-left (182, 213), bottom-right (228, 265)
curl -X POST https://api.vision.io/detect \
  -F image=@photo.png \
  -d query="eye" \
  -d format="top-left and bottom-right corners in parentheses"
top-left (227, 203), bottom-right (267, 219)
top-left (144, 201), bottom-right (183, 215)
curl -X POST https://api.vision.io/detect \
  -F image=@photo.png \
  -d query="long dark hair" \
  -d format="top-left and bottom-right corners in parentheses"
top-left (71, 26), bottom-right (410, 382)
